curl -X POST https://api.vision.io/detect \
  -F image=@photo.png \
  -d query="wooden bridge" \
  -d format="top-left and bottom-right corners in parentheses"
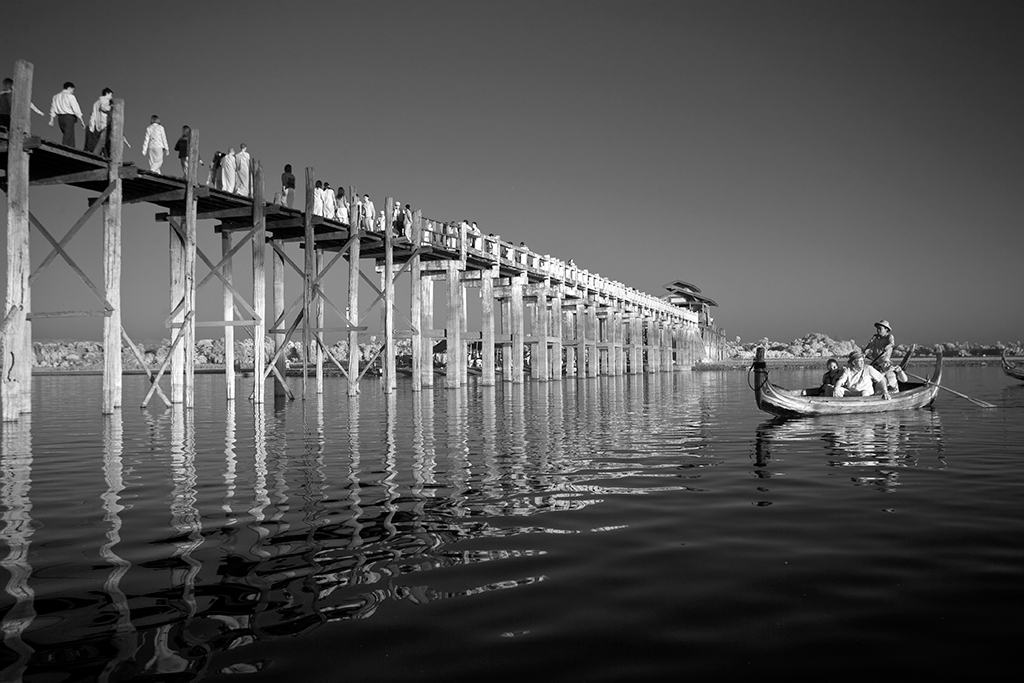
top-left (2, 59), bottom-right (723, 420)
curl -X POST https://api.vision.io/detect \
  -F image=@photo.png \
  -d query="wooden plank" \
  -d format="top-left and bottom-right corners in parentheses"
top-left (159, 206), bottom-right (253, 221)
top-left (510, 273), bottom-right (525, 383)
top-left (102, 99), bottom-right (124, 414)
top-left (28, 310), bottom-right (109, 319)
top-left (121, 186), bottom-right (210, 205)
top-left (31, 165), bottom-right (137, 187)
top-left (183, 130), bottom-right (199, 409)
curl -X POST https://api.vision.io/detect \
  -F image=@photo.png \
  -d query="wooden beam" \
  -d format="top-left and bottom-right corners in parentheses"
top-left (302, 168), bottom-right (315, 399)
top-left (222, 230), bottom-right (235, 401)
top-left (30, 165), bottom-right (138, 187)
top-left (272, 239), bottom-right (287, 400)
top-left (121, 186), bottom-right (210, 205)
top-left (410, 210), bottom-right (423, 391)
top-left (30, 181), bottom-right (115, 284)
top-left (383, 197), bottom-right (396, 392)
top-left (28, 310), bottom-right (109, 319)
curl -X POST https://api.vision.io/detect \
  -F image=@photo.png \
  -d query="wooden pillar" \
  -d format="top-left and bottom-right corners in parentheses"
top-left (500, 295), bottom-right (512, 383)
top-left (221, 231), bottom-right (235, 401)
top-left (612, 309), bottom-right (623, 376)
top-left (586, 303), bottom-right (598, 378)
top-left (169, 219), bottom-right (184, 404)
top-left (445, 261), bottom-right (463, 388)
top-left (182, 129), bottom-right (200, 409)
top-left (421, 274), bottom-right (434, 388)
top-left (410, 210), bottom-right (423, 391)
top-left (651, 319), bottom-right (662, 373)
top-left (629, 312), bottom-right (642, 375)
top-left (252, 163), bottom-right (266, 403)
top-left (347, 185), bottom-right (360, 396)
top-left (302, 168), bottom-right (315, 399)
top-left (383, 197), bottom-right (396, 393)
top-left (2, 60), bottom-right (32, 420)
top-left (572, 303), bottom-right (584, 378)
top-left (315, 250), bottom-right (324, 394)
top-left (510, 273), bottom-right (525, 384)
top-left (272, 239), bottom-right (287, 400)
top-left (481, 267), bottom-right (496, 386)
top-left (102, 99), bottom-right (124, 413)
top-left (551, 290), bottom-right (563, 380)
top-left (535, 285), bottom-right (550, 381)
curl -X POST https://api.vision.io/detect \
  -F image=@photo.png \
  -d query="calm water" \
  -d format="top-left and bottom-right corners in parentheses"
top-left (1, 366), bottom-right (1020, 681)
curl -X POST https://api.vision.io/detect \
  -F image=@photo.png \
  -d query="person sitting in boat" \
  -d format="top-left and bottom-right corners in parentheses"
top-left (833, 349), bottom-right (890, 400)
top-left (820, 357), bottom-right (845, 395)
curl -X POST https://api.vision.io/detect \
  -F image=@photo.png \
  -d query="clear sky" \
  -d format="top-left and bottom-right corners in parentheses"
top-left (3, 0), bottom-right (1022, 348)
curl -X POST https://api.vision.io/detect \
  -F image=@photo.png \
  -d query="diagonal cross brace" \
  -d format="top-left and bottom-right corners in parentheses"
top-left (28, 212), bottom-right (113, 313)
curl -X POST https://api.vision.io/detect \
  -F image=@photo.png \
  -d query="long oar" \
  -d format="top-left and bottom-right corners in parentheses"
top-left (904, 371), bottom-right (997, 408)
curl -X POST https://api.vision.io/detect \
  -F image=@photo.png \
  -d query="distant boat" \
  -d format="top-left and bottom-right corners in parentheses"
top-left (750, 346), bottom-right (942, 417)
top-left (1001, 352), bottom-right (1024, 382)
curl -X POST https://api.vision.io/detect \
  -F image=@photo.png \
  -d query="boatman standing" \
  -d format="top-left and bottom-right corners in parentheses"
top-left (864, 319), bottom-right (901, 390)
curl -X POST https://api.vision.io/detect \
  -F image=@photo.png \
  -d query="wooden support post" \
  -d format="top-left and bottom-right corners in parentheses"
top-left (315, 250), bottom-right (324, 394)
top-left (272, 239), bottom-right (287, 400)
top-left (586, 303), bottom-right (598, 378)
top-left (3, 60), bottom-right (32, 420)
top-left (221, 231), bottom-right (235, 401)
top-left (551, 290), bottom-right (563, 380)
top-left (510, 273), bottom-right (525, 384)
top-left (613, 310), bottom-right (624, 376)
top-left (629, 313), bottom-right (641, 375)
top-left (169, 217), bottom-right (185, 404)
top-left (411, 210), bottom-right (423, 391)
top-left (572, 303), bottom-right (584, 378)
top-left (183, 129), bottom-right (200, 409)
top-left (444, 261), bottom-right (462, 388)
top-left (347, 185), bottom-right (361, 396)
top-left (422, 274), bottom-right (435, 388)
top-left (302, 168), bottom-right (315, 399)
top-left (102, 99), bottom-right (124, 414)
top-left (535, 286), bottom-right (550, 381)
top-left (252, 163), bottom-right (266, 403)
top-left (651, 319), bottom-right (662, 373)
top-left (481, 267), bottom-right (497, 386)
top-left (383, 197), bottom-right (396, 393)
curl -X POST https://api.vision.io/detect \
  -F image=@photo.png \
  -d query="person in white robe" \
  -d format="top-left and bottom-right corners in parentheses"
top-left (220, 148), bottom-right (237, 194)
top-left (234, 143), bottom-right (251, 196)
top-left (141, 115), bottom-right (168, 173)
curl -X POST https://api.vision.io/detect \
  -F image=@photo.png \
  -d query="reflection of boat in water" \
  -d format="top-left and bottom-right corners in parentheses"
top-left (1001, 352), bottom-right (1024, 382)
top-left (753, 409), bottom-right (944, 472)
top-left (750, 347), bottom-right (942, 417)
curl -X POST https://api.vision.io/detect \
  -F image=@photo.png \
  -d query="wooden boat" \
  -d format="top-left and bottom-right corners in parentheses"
top-left (1001, 352), bottom-right (1024, 381)
top-left (750, 347), bottom-right (942, 417)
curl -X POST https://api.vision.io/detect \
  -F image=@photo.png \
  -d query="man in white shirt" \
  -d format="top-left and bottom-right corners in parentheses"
top-left (362, 194), bottom-right (375, 231)
top-left (235, 143), bottom-right (251, 197)
top-left (141, 115), bottom-right (169, 173)
top-left (833, 350), bottom-right (890, 399)
top-left (48, 81), bottom-right (84, 147)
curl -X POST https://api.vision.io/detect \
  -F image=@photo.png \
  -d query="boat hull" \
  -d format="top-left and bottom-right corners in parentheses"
top-left (751, 349), bottom-right (942, 417)
top-left (1001, 353), bottom-right (1024, 382)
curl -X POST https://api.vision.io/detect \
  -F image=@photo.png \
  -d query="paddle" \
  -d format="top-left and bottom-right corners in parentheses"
top-left (904, 371), bottom-right (997, 408)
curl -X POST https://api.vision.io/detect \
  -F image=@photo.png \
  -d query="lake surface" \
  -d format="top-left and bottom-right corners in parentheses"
top-left (1, 365), bottom-right (1021, 681)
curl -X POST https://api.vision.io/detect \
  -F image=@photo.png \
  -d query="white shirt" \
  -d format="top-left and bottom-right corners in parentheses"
top-left (142, 123), bottom-right (168, 154)
top-left (49, 88), bottom-right (83, 118)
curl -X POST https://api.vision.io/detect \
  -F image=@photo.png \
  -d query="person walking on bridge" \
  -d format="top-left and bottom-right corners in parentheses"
top-left (235, 143), bottom-right (251, 196)
top-left (48, 81), bottom-right (84, 147)
top-left (141, 115), bottom-right (169, 173)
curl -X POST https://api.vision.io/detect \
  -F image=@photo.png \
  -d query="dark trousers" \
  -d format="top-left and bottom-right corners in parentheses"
top-left (0, 114), bottom-right (10, 132)
top-left (57, 113), bottom-right (77, 147)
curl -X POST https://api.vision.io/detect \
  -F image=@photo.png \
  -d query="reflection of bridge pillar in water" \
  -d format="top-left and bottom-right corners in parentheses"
top-left (0, 417), bottom-right (35, 682)
top-left (98, 412), bottom-right (139, 680)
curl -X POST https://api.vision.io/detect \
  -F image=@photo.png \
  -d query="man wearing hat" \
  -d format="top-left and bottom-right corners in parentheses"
top-left (864, 319), bottom-right (901, 390)
top-left (833, 349), bottom-right (890, 399)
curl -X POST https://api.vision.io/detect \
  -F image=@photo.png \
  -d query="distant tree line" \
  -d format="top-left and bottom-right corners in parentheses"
top-left (725, 333), bottom-right (1023, 360)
